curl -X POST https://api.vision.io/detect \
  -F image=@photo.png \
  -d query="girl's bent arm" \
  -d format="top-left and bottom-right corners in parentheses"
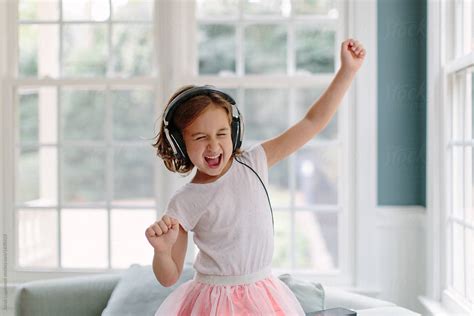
top-left (152, 224), bottom-right (188, 287)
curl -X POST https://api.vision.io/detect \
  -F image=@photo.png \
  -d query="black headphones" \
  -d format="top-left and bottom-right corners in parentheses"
top-left (163, 85), bottom-right (244, 163)
top-left (162, 85), bottom-right (274, 232)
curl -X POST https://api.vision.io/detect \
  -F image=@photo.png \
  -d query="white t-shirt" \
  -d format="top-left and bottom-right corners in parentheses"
top-left (164, 144), bottom-right (274, 276)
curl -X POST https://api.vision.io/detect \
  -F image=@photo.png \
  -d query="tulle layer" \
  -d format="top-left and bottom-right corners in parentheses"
top-left (154, 275), bottom-right (305, 316)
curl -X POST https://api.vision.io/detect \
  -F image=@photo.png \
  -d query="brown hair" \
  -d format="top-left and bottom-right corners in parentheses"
top-left (152, 85), bottom-right (242, 175)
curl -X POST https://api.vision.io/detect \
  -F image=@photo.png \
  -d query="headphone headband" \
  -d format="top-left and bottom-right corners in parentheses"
top-left (163, 85), bottom-right (237, 128)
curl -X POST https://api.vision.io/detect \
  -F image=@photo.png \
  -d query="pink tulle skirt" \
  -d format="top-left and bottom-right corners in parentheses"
top-left (155, 267), bottom-right (305, 316)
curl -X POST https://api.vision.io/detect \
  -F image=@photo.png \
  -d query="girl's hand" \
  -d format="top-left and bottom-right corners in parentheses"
top-left (145, 215), bottom-right (180, 253)
top-left (340, 38), bottom-right (366, 74)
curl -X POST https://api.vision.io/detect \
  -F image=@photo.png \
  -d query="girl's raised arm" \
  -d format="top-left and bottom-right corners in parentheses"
top-left (262, 38), bottom-right (365, 168)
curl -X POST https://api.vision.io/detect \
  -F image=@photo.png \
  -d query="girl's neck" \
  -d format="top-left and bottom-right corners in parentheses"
top-left (191, 156), bottom-right (234, 184)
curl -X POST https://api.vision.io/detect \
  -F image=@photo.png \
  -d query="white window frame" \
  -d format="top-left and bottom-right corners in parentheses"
top-left (422, 0), bottom-right (474, 314)
top-left (1, 0), bottom-right (378, 293)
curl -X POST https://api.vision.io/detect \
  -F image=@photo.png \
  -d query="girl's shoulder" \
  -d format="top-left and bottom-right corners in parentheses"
top-left (236, 143), bottom-right (266, 166)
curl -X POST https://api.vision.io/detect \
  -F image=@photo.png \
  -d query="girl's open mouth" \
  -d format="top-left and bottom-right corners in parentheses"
top-left (204, 154), bottom-right (222, 168)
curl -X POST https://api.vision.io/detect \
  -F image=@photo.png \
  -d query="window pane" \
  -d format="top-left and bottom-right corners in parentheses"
top-left (468, 146), bottom-right (473, 223)
top-left (19, 0), bottom-right (59, 21)
top-left (452, 223), bottom-right (465, 295)
top-left (452, 146), bottom-right (464, 219)
top-left (295, 211), bottom-right (338, 271)
top-left (273, 211), bottom-right (291, 268)
top-left (17, 147), bottom-right (58, 206)
top-left (62, 24), bottom-right (107, 77)
top-left (269, 159), bottom-right (290, 207)
top-left (296, 145), bottom-right (338, 206)
top-left (466, 228), bottom-right (474, 302)
top-left (19, 25), bottom-right (59, 78)
top-left (295, 25), bottom-right (336, 74)
top-left (198, 24), bottom-right (236, 75)
top-left (112, 0), bottom-right (153, 21)
top-left (18, 87), bottom-right (58, 144)
top-left (62, 0), bottom-right (110, 21)
top-left (469, 72), bottom-right (473, 221)
top-left (466, 71), bottom-right (473, 141)
top-left (112, 89), bottom-right (155, 141)
top-left (18, 209), bottom-right (58, 268)
top-left (17, 148), bottom-right (38, 204)
top-left (453, 84), bottom-right (464, 141)
top-left (295, 87), bottom-right (337, 140)
top-left (18, 90), bottom-right (38, 143)
top-left (244, 0), bottom-right (287, 16)
top-left (245, 25), bottom-right (287, 74)
top-left (111, 24), bottom-right (153, 76)
top-left (61, 89), bottom-right (106, 141)
top-left (62, 147), bottom-right (106, 204)
top-left (472, 3), bottom-right (474, 53)
top-left (196, 0), bottom-right (238, 17)
top-left (111, 209), bottom-right (155, 268)
top-left (61, 209), bottom-right (108, 268)
top-left (293, 0), bottom-right (338, 16)
top-left (243, 88), bottom-right (288, 141)
top-left (113, 146), bottom-right (155, 206)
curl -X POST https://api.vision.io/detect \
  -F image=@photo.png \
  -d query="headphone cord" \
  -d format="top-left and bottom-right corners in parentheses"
top-left (234, 157), bottom-right (275, 234)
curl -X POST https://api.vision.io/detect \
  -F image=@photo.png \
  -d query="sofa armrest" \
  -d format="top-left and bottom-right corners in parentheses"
top-left (15, 273), bottom-right (121, 316)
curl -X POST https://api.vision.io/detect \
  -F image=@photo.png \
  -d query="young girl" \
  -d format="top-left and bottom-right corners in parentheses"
top-left (146, 38), bottom-right (365, 315)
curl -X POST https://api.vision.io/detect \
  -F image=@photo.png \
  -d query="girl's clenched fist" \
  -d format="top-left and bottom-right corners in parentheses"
top-left (145, 215), bottom-right (180, 253)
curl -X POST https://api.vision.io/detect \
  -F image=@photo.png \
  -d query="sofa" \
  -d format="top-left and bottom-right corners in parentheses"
top-left (14, 264), bottom-right (420, 316)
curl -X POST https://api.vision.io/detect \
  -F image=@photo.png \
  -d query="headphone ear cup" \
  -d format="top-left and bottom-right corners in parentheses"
top-left (231, 116), bottom-right (242, 153)
top-left (169, 129), bottom-right (188, 161)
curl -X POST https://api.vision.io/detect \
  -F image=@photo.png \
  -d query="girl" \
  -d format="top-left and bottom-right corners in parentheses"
top-left (146, 38), bottom-right (366, 315)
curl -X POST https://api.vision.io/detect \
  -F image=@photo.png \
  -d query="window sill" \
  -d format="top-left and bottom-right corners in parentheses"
top-left (419, 295), bottom-right (472, 316)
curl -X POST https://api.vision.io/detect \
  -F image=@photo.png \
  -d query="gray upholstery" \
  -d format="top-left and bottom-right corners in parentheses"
top-left (15, 273), bottom-right (120, 316)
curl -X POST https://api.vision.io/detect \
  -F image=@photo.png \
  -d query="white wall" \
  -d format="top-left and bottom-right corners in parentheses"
top-left (375, 207), bottom-right (426, 313)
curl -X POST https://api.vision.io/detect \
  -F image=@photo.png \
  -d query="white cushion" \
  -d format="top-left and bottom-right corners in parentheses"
top-left (324, 286), bottom-right (395, 310)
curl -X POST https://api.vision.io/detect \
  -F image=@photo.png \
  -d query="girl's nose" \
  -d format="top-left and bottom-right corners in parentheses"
top-left (207, 138), bottom-right (219, 150)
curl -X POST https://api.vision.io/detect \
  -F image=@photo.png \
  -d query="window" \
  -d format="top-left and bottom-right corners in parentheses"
top-left (4, 0), bottom-right (354, 282)
top-left (14, 0), bottom-right (157, 271)
top-left (442, 0), bottom-right (473, 311)
top-left (194, 0), bottom-right (351, 278)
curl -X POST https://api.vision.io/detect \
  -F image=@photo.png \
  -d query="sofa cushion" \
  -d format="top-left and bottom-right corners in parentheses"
top-left (278, 273), bottom-right (325, 314)
top-left (101, 264), bottom-right (193, 316)
top-left (324, 286), bottom-right (395, 310)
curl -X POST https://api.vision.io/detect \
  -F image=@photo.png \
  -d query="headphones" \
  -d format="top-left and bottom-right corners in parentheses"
top-left (162, 85), bottom-right (274, 232)
top-left (163, 85), bottom-right (244, 163)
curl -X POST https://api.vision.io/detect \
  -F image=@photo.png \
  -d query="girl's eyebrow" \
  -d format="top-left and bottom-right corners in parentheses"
top-left (191, 127), bottom-right (229, 137)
